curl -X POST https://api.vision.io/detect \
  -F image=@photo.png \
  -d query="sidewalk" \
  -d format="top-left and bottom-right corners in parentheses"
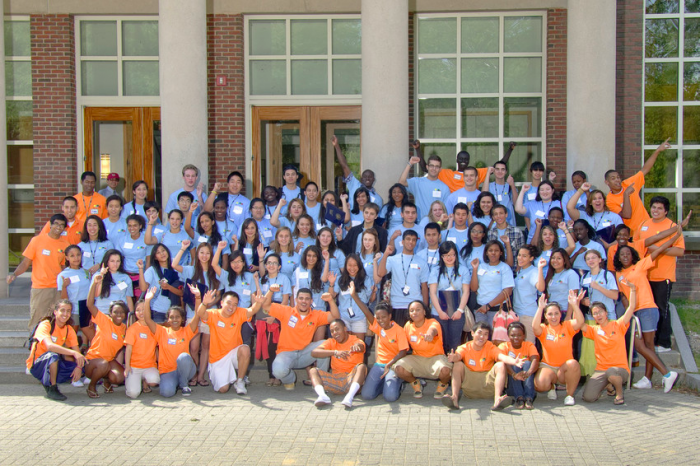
top-left (0, 383), bottom-right (698, 465)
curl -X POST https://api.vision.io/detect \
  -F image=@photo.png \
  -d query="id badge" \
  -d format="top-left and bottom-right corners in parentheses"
top-left (546, 334), bottom-right (555, 341)
top-left (233, 205), bottom-right (243, 215)
top-left (217, 321), bottom-right (225, 328)
top-left (527, 193), bottom-right (536, 201)
top-left (111, 332), bottom-right (118, 340)
top-left (597, 329), bottom-right (606, 336)
top-left (168, 338), bottom-right (176, 345)
top-left (402, 285), bottom-right (410, 296)
top-left (380, 330), bottom-right (386, 338)
top-left (140, 333), bottom-right (148, 339)
top-left (347, 307), bottom-right (355, 318)
top-left (497, 195), bottom-right (503, 202)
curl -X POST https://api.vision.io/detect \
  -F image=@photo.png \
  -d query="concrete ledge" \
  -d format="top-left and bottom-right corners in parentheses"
top-left (670, 304), bottom-right (698, 373)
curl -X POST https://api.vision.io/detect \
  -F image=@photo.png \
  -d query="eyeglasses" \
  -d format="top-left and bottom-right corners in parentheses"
top-left (428, 164), bottom-right (441, 169)
top-left (266, 262), bottom-right (279, 266)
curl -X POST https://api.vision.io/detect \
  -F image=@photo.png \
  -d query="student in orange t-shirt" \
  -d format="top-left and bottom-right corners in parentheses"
top-left (393, 301), bottom-right (452, 400)
top-left (40, 197), bottom-right (85, 245)
top-left (262, 285), bottom-right (341, 389)
top-left (123, 299), bottom-right (159, 399)
top-left (357, 301), bottom-right (409, 402)
top-left (443, 322), bottom-right (524, 411)
top-left (198, 290), bottom-right (263, 395)
top-left (607, 224), bottom-right (645, 273)
top-left (27, 300), bottom-right (86, 401)
top-left (532, 291), bottom-right (585, 406)
top-left (499, 322), bottom-right (540, 410)
top-left (74, 171), bottom-right (108, 222)
top-left (84, 272), bottom-right (128, 398)
top-left (309, 320), bottom-right (367, 408)
top-left (580, 284), bottom-right (638, 405)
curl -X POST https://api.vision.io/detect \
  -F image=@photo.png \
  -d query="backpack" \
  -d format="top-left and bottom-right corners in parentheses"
top-left (26, 317), bottom-right (67, 368)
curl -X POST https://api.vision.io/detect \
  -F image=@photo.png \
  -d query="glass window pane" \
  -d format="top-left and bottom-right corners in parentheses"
top-left (644, 106), bottom-right (677, 144)
top-left (503, 58), bottom-right (541, 93)
top-left (643, 193), bottom-right (677, 221)
top-left (81, 61), bottom-right (118, 96)
top-left (7, 145), bottom-right (33, 184)
top-left (122, 21), bottom-right (159, 56)
top-left (123, 61), bottom-right (160, 96)
top-left (5, 61), bottom-right (31, 97)
top-left (682, 193), bottom-right (700, 230)
top-left (8, 188), bottom-right (34, 229)
top-left (4, 21), bottom-right (30, 57)
top-left (685, 19), bottom-right (700, 58)
top-left (504, 17), bottom-right (542, 53)
top-left (461, 98), bottom-right (499, 138)
top-left (418, 17), bottom-right (456, 54)
top-left (332, 59), bottom-right (361, 95)
top-left (332, 19), bottom-right (361, 55)
top-left (291, 20), bottom-right (327, 55)
top-left (460, 142), bottom-right (499, 169)
top-left (500, 142), bottom-right (543, 182)
top-left (80, 21), bottom-right (117, 56)
top-left (683, 150), bottom-right (700, 187)
top-left (321, 122), bottom-right (360, 193)
top-left (645, 62), bottom-right (678, 101)
top-left (291, 60), bottom-right (328, 95)
top-left (683, 106), bottom-right (700, 144)
top-left (461, 17), bottom-right (498, 54)
top-left (504, 97), bottom-right (542, 138)
top-left (418, 58), bottom-right (456, 94)
top-left (461, 58), bottom-right (499, 93)
top-left (687, 0), bottom-right (700, 13)
top-left (643, 149), bottom-right (677, 188)
top-left (645, 19), bottom-right (679, 58)
top-left (683, 62), bottom-right (700, 100)
top-left (646, 0), bottom-right (679, 14)
top-left (9, 233), bottom-right (33, 268)
top-left (421, 143), bottom-right (457, 169)
top-left (6, 101), bottom-right (33, 141)
top-left (419, 98), bottom-right (456, 139)
top-left (249, 20), bottom-right (286, 55)
top-left (250, 60), bottom-right (286, 95)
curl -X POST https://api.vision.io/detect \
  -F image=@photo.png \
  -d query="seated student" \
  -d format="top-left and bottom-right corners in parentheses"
top-left (164, 164), bottom-right (207, 220)
top-left (121, 181), bottom-right (149, 222)
top-left (332, 134), bottom-right (383, 206)
top-left (99, 172), bottom-right (122, 200)
top-left (487, 204), bottom-right (524, 268)
top-left (204, 171), bottom-right (250, 227)
top-left (103, 195), bottom-right (128, 241)
top-left (26, 300), bottom-right (86, 401)
top-left (338, 202), bottom-right (388, 255)
top-left (359, 301), bottom-right (409, 402)
top-left (123, 299), bottom-right (160, 399)
top-left (566, 183), bottom-right (623, 244)
top-left (74, 171), bottom-right (107, 223)
top-left (197, 290), bottom-right (263, 395)
top-left (580, 283), bottom-right (638, 405)
top-left (469, 241), bottom-right (514, 328)
top-left (445, 167), bottom-right (482, 215)
top-left (516, 180), bottom-right (564, 244)
top-left (309, 319), bottom-right (368, 408)
top-left (57, 245), bottom-right (90, 341)
top-left (379, 184), bottom-right (412, 231)
top-left (416, 222), bottom-right (441, 279)
top-left (388, 202), bottom-right (424, 254)
top-left (143, 285), bottom-right (204, 397)
top-left (78, 215), bottom-right (114, 274)
top-left (441, 203), bottom-right (470, 252)
top-left (532, 291), bottom-right (585, 406)
top-left (138, 244), bottom-right (183, 324)
top-left (40, 196), bottom-right (84, 245)
top-left (489, 160), bottom-right (518, 225)
top-left (561, 171), bottom-right (588, 221)
top-left (330, 254), bottom-right (374, 339)
top-left (443, 322), bottom-right (524, 411)
top-left (416, 200), bottom-right (446, 234)
top-left (145, 209), bottom-right (192, 267)
top-left (393, 301), bottom-right (452, 400)
top-left (271, 197), bottom-right (306, 232)
top-left (84, 274), bottom-right (128, 398)
top-left (377, 230), bottom-right (430, 327)
top-left (468, 191), bottom-right (497, 228)
top-left (261, 286), bottom-right (341, 390)
top-left (499, 322), bottom-right (539, 410)
top-left (570, 219), bottom-right (606, 273)
top-left (399, 155), bottom-right (450, 223)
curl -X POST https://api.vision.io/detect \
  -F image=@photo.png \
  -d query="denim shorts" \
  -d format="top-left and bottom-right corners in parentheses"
top-left (636, 307), bottom-right (659, 333)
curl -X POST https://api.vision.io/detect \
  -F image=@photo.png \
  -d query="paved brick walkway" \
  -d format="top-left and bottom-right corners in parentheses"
top-left (0, 383), bottom-right (698, 465)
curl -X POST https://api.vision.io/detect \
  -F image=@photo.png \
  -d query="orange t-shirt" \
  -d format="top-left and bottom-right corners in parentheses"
top-left (634, 217), bottom-right (685, 282)
top-left (26, 320), bottom-right (78, 369)
top-left (269, 304), bottom-right (331, 353)
top-left (616, 255), bottom-right (657, 310)
top-left (124, 321), bottom-right (157, 369)
top-left (498, 341), bottom-right (539, 361)
top-left (74, 192), bottom-right (108, 222)
top-left (203, 308), bottom-right (251, 363)
top-left (605, 171), bottom-right (649, 234)
top-left (319, 334), bottom-right (365, 374)
top-left (153, 325), bottom-right (197, 374)
top-left (582, 321), bottom-right (630, 372)
top-left (369, 320), bottom-right (409, 364)
top-left (438, 167), bottom-right (489, 193)
top-left (86, 311), bottom-right (127, 361)
top-left (22, 234), bottom-right (70, 288)
top-left (607, 241), bottom-right (645, 273)
top-left (404, 318), bottom-right (444, 358)
top-left (537, 320), bottom-right (578, 367)
top-left (456, 340), bottom-right (503, 372)
top-left (40, 219), bottom-right (84, 246)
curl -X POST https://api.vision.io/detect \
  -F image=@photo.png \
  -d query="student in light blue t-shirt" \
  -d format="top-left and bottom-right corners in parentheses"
top-left (57, 245), bottom-right (91, 330)
top-left (512, 245), bottom-right (541, 343)
top-left (570, 220), bottom-right (607, 273)
top-left (271, 197), bottom-right (306, 234)
top-left (388, 203), bottom-right (425, 254)
top-left (441, 203), bottom-right (470, 252)
top-left (469, 240), bottom-right (515, 328)
top-left (103, 195), bottom-right (128, 241)
top-left (561, 171), bottom-right (588, 222)
top-left (331, 254), bottom-right (375, 337)
top-left (539, 248), bottom-right (580, 315)
top-left (120, 181), bottom-right (149, 222)
top-left (141, 244), bottom-right (183, 323)
top-left (515, 181), bottom-right (565, 244)
top-left (399, 155), bottom-right (449, 223)
top-left (78, 215), bottom-right (114, 274)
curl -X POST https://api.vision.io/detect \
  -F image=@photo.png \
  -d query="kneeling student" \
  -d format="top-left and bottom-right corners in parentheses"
top-left (124, 299), bottom-right (159, 398)
top-left (309, 319), bottom-right (367, 408)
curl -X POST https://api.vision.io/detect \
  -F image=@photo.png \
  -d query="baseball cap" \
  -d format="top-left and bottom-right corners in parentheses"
top-left (107, 173), bottom-right (120, 181)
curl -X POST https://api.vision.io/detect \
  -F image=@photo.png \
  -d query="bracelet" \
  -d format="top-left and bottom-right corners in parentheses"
top-left (211, 191), bottom-right (217, 195)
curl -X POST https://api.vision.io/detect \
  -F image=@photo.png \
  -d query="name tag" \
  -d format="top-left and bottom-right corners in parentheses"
top-left (341, 289), bottom-right (351, 296)
top-left (217, 321), bottom-right (225, 328)
top-left (497, 195), bottom-right (503, 202)
top-left (90, 208), bottom-right (99, 214)
top-left (601, 221), bottom-right (611, 227)
top-left (124, 242), bottom-right (134, 249)
top-left (168, 338), bottom-right (177, 345)
top-left (380, 330), bottom-right (386, 337)
top-left (316, 224), bottom-right (323, 231)
top-left (641, 226), bottom-right (649, 231)
top-left (428, 257), bottom-right (438, 265)
top-left (264, 214), bottom-right (271, 220)
top-left (51, 336), bottom-right (57, 342)
top-left (468, 359), bottom-right (476, 366)
top-left (198, 237), bottom-right (207, 243)
top-left (242, 289), bottom-right (251, 296)
top-left (42, 249), bottom-right (51, 256)
top-left (111, 332), bottom-right (118, 340)
top-left (597, 329), bottom-right (606, 336)
top-left (410, 263), bottom-right (419, 269)
top-left (410, 335), bottom-right (418, 342)
top-left (402, 285), bottom-right (410, 295)
top-left (546, 334), bottom-right (555, 341)
top-left (233, 206), bottom-right (243, 215)
top-left (83, 251), bottom-right (92, 258)
top-left (546, 251), bottom-right (552, 257)
top-left (508, 351), bottom-right (516, 358)
top-left (287, 320), bottom-right (296, 328)
top-left (535, 210), bottom-right (546, 217)
top-left (527, 193), bottom-right (536, 201)
top-left (447, 237), bottom-right (456, 243)
top-left (352, 220), bottom-right (362, 227)
top-left (70, 275), bottom-right (81, 284)
top-left (370, 195), bottom-right (377, 203)
top-left (299, 272), bottom-right (309, 279)
top-left (243, 247), bottom-right (253, 255)
top-left (263, 230), bottom-right (273, 238)
top-left (117, 281), bottom-right (128, 291)
top-left (478, 269), bottom-right (486, 276)
top-left (453, 173), bottom-right (462, 180)
top-left (154, 227), bottom-right (164, 235)
top-left (61, 232), bottom-right (67, 236)
top-left (582, 278), bottom-right (592, 285)
top-left (432, 190), bottom-right (442, 198)
top-left (139, 333), bottom-right (148, 339)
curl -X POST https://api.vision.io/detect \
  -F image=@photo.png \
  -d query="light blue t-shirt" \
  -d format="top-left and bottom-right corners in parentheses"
top-left (103, 218), bottom-right (127, 242)
top-left (143, 266), bottom-right (176, 313)
top-left (227, 194), bottom-right (250, 227)
top-left (572, 240), bottom-right (606, 272)
top-left (281, 186), bottom-right (302, 203)
top-left (220, 270), bottom-right (257, 309)
top-left (461, 244), bottom-right (485, 275)
top-left (546, 269), bottom-right (580, 311)
top-left (489, 181), bottom-right (516, 225)
top-left (513, 266), bottom-right (539, 317)
top-left (389, 224), bottom-right (425, 254)
top-left (581, 269), bottom-right (618, 319)
top-left (120, 202), bottom-right (147, 221)
top-left (322, 249), bottom-right (346, 275)
top-left (114, 233), bottom-right (153, 274)
top-left (193, 232), bottom-right (231, 259)
top-left (265, 250), bottom-right (300, 282)
top-left (385, 253), bottom-right (429, 308)
top-left (474, 262), bottom-right (515, 306)
top-left (57, 267), bottom-right (91, 313)
top-left (379, 204), bottom-right (405, 231)
top-left (445, 188), bottom-right (480, 215)
top-left (441, 227), bottom-right (470, 252)
top-left (536, 249), bottom-right (553, 277)
top-left (416, 248), bottom-right (440, 278)
top-left (407, 177), bottom-right (449, 222)
top-left (305, 202), bottom-right (322, 230)
top-left (360, 252), bottom-right (381, 284)
top-left (334, 275), bottom-right (374, 322)
top-left (78, 240), bottom-right (114, 270)
top-left (165, 188), bottom-right (207, 218)
top-left (237, 219), bottom-right (276, 248)
top-left (346, 173), bottom-right (383, 207)
top-left (428, 265), bottom-right (471, 315)
top-left (260, 273), bottom-right (292, 304)
top-left (152, 227), bottom-right (192, 266)
top-left (91, 272), bottom-right (133, 314)
top-left (524, 200), bottom-right (565, 242)
top-left (293, 267), bottom-right (327, 310)
top-left (579, 211), bottom-right (623, 233)
top-left (562, 189), bottom-right (587, 222)
top-left (215, 219), bottom-right (239, 245)
top-left (278, 216), bottom-right (298, 233)
top-left (293, 236), bottom-right (316, 254)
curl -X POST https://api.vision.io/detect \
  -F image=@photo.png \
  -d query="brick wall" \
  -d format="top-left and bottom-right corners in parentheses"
top-left (615, 0), bottom-right (644, 179)
top-left (30, 15), bottom-right (77, 230)
top-left (207, 14), bottom-right (246, 189)
top-left (675, 251), bottom-right (700, 300)
top-left (546, 9), bottom-right (567, 193)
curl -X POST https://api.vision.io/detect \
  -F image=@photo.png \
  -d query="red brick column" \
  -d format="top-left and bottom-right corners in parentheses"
top-left (546, 9), bottom-right (567, 192)
top-left (30, 15), bottom-right (77, 231)
top-left (675, 252), bottom-right (700, 300)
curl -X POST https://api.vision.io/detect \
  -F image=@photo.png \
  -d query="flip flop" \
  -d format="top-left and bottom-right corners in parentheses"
top-left (441, 395), bottom-right (459, 410)
top-left (103, 382), bottom-right (114, 394)
top-left (525, 399), bottom-right (534, 410)
top-left (197, 379), bottom-right (210, 387)
top-left (491, 395), bottom-right (514, 411)
top-left (613, 397), bottom-right (625, 405)
top-left (87, 388), bottom-right (100, 398)
top-left (142, 384), bottom-right (152, 394)
top-left (302, 380), bottom-right (312, 386)
top-left (266, 379), bottom-right (275, 387)
top-left (188, 379), bottom-right (197, 387)
top-left (272, 379), bottom-right (282, 387)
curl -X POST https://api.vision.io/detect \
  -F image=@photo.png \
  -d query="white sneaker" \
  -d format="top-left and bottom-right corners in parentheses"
top-left (656, 346), bottom-right (672, 353)
top-left (547, 389), bottom-right (557, 400)
top-left (72, 380), bottom-right (84, 388)
top-left (314, 395), bottom-right (331, 407)
top-left (243, 376), bottom-right (251, 386)
top-left (632, 376), bottom-right (652, 389)
top-left (662, 371), bottom-right (678, 393)
top-left (341, 396), bottom-right (353, 408)
top-left (83, 377), bottom-right (91, 385)
top-left (564, 395), bottom-right (575, 406)
top-left (234, 379), bottom-right (247, 395)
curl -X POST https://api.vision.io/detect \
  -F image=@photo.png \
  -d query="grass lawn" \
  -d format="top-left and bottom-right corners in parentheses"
top-left (672, 298), bottom-right (700, 369)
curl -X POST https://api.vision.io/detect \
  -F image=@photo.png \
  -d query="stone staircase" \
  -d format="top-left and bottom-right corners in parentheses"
top-left (0, 286), bottom-right (33, 384)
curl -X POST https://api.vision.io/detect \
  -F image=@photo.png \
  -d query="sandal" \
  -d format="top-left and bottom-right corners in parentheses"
top-left (525, 399), bottom-right (534, 410)
top-left (142, 384), bottom-right (152, 394)
top-left (613, 397), bottom-right (625, 405)
top-left (606, 385), bottom-right (616, 397)
top-left (188, 379), bottom-right (197, 387)
top-left (197, 379), bottom-right (210, 387)
top-left (87, 388), bottom-right (100, 399)
top-left (491, 395), bottom-right (514, 411)
top-left (302, 380), bottom-right (312, 386)
top-left (515, 398), bottom-right (525, 409)
top-left (411, 380), bottom-right (423, 399)
top-left (266, 379), bottom-right (275, 387)
top-left (272, 379), bottom-right (282, 387)
top-left (103, 382), bottom-right (114, 394)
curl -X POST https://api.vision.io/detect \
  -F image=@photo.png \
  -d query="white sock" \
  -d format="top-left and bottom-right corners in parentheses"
top-left (346, 382), bottom-right (361, 400)
top-left (314, 385), bottom-right (327, 397)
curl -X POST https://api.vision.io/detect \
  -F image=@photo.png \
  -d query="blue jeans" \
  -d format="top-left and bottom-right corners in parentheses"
top-left (506, 360), bottom-right (535, 400)
top-left (438, 313), bottom-right (465, 353)
top-left (361, 363), bottom-right (402, 402)
top-left (272, 341), bottom-right (329, 385)
top-left (159, 353), bottom-right (196, 397)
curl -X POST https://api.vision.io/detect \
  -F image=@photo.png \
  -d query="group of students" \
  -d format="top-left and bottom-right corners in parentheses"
top-left (16, 136), bottom-right (689, 409)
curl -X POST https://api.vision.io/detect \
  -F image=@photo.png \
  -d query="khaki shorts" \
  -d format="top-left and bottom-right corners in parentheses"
top-left (460, 362), bottom-right (497, 399)
top-left (318, 365), bottom-right (359, 395)
top-left (394, 354), bottom-right (451, 379)
top-left (29, 288), bottom-right (59, 330)
top-left (582, 367), bottom-right (630, 402)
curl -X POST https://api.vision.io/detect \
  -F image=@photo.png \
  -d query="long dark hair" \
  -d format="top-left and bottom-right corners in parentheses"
top-left (301, 246), bottom-right (324, 292)
top-left (192, 243), bottom-right (219, 291)
top-left (544, 248), bottom-right (573, 296)
top-left (437, 241), bottom-right (461, 280)
top-left (239, 218), bottom-right (261, 250)
top-left (293, 214), bottom-right (316, 239)
top-left (149, 244), bottom-right (174, 281)
top-left (80, 214), bottom-right (108, 243)
top-left (320, 191), bottom-right (338, 226)
top-left (351, 187), bottom-right (371, 215)
top-left (535, 180), bottom-right (560, 202)
top-left (338, 254), bottom-right (367, 293)
top-left (460, 221), bottom-right (487, 261)
top-left (383, 183), bottom-right (409, 224)
top-left (196, 211), bottom-right (223, 246)
top-left (261, 253), bottom-right (281, 285)
top-left (316, 227), bottom-right (338, 255)
top-left (473, 192), bottom-right (497, 218)
top-left (99, 249), bottom-right (127, 299)
top-left (227, 250), bottom-right (248, 287)
top-left (613, 244), bottom-right (641, 272)
top-left (130, 180), bottom-right (148, 212)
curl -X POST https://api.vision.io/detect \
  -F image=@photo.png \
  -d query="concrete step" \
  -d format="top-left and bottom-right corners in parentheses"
top-left (630, 366), bottom-right (686, 387)
top-left (0, 348), bottom-right (28, 367)
top-left (638, 349), bottom-right (683, 368)
top-left (0, 366), bottom-right (31, 384)
top-left (0, 331), bottom-right (26, 348)
top-left (0, 317), bottom-right (29, 332)
top-left (0, 304), bottom-right (30, 318)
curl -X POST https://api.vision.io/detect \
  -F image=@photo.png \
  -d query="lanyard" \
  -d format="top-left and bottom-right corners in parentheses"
top-left (401, 253), bottom-right (414, 283)
top-left (493, 182), bottom-right (508, 200)
top-left (228, 194), bottom-right (241, 219)
top-left (88, 240), bottom-right (98, 266)
top-left (592, 212), bottom-right (607, 231)
top-left (427, 249), bottom-right (438, 273)
top-left (81, 193), bottom-right (94, 215)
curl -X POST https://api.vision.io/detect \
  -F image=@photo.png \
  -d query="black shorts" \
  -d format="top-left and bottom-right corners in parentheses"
top-left (78, 300), bottom-right (90, 328)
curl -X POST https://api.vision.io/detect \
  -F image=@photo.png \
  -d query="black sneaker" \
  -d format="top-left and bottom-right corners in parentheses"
top-left (46, 384), bottom-right (67, 402)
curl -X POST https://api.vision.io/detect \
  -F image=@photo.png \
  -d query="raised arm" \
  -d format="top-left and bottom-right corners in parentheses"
top-left (184, 202), bottom-right (197, 238)
top-left (202, 182), bottom-right (221, 213)
top-left (481, 167), bottom-right (493, 193)
top-left (142, 286), bottom-right (159, 334)
top-left (270, 199), bottom-right (286, 228)
top-left (411, 139), bottom-right (428, 173)
top-left (620, 184), bottom-right (634, 219)
top-left (514, 183), bottom-right (530, 215)
top-left (470, 259), bottom-right (480, 292)
top-left (211, 240), bottom-right (226, 276)
top-left (332, 135), bottom-right (353, 179)
top-left (500, 141), bottom-right (516, 165)
top-left (649, 224), bottom-right (684, 262)
top-left (144, 211), bottom-right (160, 245)
top-left (567, 289), bottom-right (586, 331)
top-left (532, 294), bottom-right (546, 337)
top-left (377, 234), bottom-right (397, 278)
top-left (171, 239), bottom-right (190, 273)
top-left (321, 291), bottom-right (341, 321)
top-left (187, 285), bottom-right (209, 333)
top-left (507, 175), bottom-right (518, 202)
top-left (86, 268), bottom-right (106, 317)
top-left (348, 281), bottom-right (372, 322)
top-left (529, 218), bottom-right (543, 246)
top-left (617, 280), bottom-right (638, 327)
top-left (535, 258), bottom-right (547, 292)
top-left (399, 156), bottom-right (420, 188)
top-left (560, 221), bottom-right (576, 255)
top-left (566, 183), bottom-right (589, 221)
top-left (642, 138), bottom-right (671, 176)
